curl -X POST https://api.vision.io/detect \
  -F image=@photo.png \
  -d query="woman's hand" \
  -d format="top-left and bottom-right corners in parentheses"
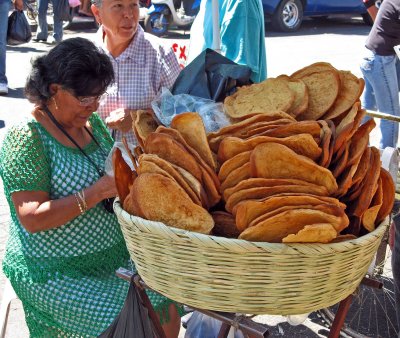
top-left (11, 175), bottom-right (118, 233)
top-left (90, 174), bottom-right (118, 200)
top-left (105, 108), bottom-right (133, 133)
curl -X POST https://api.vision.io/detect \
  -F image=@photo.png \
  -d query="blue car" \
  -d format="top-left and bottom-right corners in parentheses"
top-left (263, 0), bottom-right (372, 32)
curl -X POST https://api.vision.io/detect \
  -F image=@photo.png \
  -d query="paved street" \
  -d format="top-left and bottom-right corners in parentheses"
top-left (0, 14), bottom-right (388, 337)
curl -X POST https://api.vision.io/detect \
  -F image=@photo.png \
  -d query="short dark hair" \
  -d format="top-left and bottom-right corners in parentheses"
top-left (25, 37), bottom-right (114, 105)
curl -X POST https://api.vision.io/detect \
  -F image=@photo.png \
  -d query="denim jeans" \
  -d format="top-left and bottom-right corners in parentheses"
top-left (360, 48), bottom-right (400, 149)
top-left (0, 0), bottom-right (10, 84)
top-left (35, 0), bottom-right (63, 42)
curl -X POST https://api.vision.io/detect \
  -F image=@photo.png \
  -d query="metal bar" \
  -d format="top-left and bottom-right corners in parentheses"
top-left (211, 0), bottom-right (221, 52)
top-left (116, 267), bottom-right (133, 281)
top-left (328, 294), bottom-right (353, 338)
top-left (366, 110), bottom-right (400, 123)
top-left (360, 276), bottom-right (383, 289)
top-left (132, 275), bottom-right (167, 338)
top-left (217, 323), bottom-right (231, 338)
top-left (115, 268), bottom-right (166, 338)
top-left (187, 309), bottom-right (269, 338)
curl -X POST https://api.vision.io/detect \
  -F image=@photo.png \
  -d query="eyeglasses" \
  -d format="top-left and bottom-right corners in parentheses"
top-left (76, 92), bottom-right (108, 106)
top-left (63, 88), bottom-right (108, 106)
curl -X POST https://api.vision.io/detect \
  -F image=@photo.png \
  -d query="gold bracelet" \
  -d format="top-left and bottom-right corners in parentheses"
top-left (77, 190), bottom-right (88, 213)
top-left (74, 193), bottom-right (84, 214)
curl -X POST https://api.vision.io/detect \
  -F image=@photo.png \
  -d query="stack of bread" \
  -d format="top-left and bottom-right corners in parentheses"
top-left (115, 110), bottom-right (220, 235)
top-left (113, 62), bottom-right (395, 244)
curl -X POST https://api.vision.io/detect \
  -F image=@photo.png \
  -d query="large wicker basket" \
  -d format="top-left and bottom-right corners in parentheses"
top-left (115, 200), bottom-right (388, 315)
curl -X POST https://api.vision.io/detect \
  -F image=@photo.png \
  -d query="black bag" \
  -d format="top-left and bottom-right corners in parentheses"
top-left (7, 10), bottom-right (32, 46)
top-left (54, 0), bottom-right (72, 22)
top-left (98, 279), bottom-right (158, 338)
top-left (171, 48), bottom-right (253, 102)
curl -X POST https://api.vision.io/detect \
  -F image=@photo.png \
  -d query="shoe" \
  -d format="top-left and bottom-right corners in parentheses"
top-left (47, 37), bottom-right (61, 45)
top-left (33, 37), bottom-right (47, 42)
top-left (0, 83), bottom-right (8, 95)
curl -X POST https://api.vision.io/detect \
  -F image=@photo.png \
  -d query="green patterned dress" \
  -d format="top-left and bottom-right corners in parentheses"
top-left (0, 113), bottom-right (181, 337)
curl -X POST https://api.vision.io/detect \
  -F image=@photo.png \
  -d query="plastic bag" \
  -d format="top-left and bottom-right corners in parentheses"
top-left (98, 279), bottom-right (157, 338)
top-left (54, 0), bottom-right (72, 22)
top-left (286, 313), bottom-right (310, 326)
top-left (151, 88), bottom-right (230, 132)
top-left (184, 312), bottom-right (244, 338)
top-left (104, 141), bottom-right (137, 177)
top-left (171, 48), bottom-right (252, 102)
top-left (7, 11), bottom-right (32, 46)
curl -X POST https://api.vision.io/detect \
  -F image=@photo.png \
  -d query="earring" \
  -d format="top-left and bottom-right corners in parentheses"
top-left (52, 97), bottom-right (59, 110)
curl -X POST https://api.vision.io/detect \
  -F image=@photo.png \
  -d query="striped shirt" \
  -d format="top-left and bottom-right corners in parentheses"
top-left (96, 25), bottom-right (181, 143)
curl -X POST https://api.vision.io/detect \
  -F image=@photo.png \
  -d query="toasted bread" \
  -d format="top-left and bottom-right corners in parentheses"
top-left (290, 62), bottom-right (336, 79)
top-left (133, 110), bottom-right (159, 149)
top-left (224, 78), bottom-right (295, 119)
top-left (218, 134), bottom-right (322, 163)
top-left (296, 70), bottom-right (341, 121)
top-left (322, 72), bottom-right (364, 120)
top-left (250, 142), bottom-right (338, 194)
top-left (131, 173), bottom-right (214, 234)
top-left (171, 112), bottom-right (217, 170)
top-left (144, 132), bottom-right (203, 182)
top-left (138, 154), bottom-right (202, 206)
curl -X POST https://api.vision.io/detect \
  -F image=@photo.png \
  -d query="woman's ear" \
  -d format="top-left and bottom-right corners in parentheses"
top-left (91, 4), bottom-right (102, 24)
top-left (49, 83), bottom-right (59, 96)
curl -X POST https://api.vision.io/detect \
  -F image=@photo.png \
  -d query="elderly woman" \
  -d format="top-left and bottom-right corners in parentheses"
top-left (91, 0), bottom-right (181, 143)
top-left (0, 37), bottom-right (181, 337)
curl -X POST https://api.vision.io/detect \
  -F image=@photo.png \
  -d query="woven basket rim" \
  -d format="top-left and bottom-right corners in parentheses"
top-left (114, 199), bottom-right (388, 252)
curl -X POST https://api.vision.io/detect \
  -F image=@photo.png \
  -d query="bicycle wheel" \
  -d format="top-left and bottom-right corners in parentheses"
top-left (319, 233), bottom-right (398, 337)
top-left (24, 0), bottom-right (37, 22)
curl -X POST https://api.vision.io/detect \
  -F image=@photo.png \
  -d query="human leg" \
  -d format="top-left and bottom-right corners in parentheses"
top-left (360, 53), bottom-right (377, 126)
top-left (35, 0), bottom-right (49, 40)
top-left (0, 0), bottom-right (10, 86)
top-left (360, 74), bottom-right (376, 112)
top-left (360, 52), bottom-right (400, 149)
top-left (10, 272), bottom-right (131, 336)
top-left (51, 0), bottom-right (64, 43)
top-left (374, 55), bottom-right (400, 149)
top-left (161, 303), bottom-right (181, 338)
top-left (396, 57), bottom-right (400, 89)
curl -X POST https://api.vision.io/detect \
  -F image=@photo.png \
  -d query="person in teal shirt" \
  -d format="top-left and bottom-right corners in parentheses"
top-left (187, 0), bottom-right (267, 83)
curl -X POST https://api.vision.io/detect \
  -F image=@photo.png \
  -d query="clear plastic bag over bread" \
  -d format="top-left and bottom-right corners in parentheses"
top-left (151, 88), bottom-right (230, 133)
top-left (104, 141), bottom-right (136, 176)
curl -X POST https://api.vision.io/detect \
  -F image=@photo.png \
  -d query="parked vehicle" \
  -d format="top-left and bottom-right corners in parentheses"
top-left (139, 0), bottom-right (151, 28)
top-left (144, 0), bottom-right (200, 36)
top-left (262, 0), bottom-right (372, 32)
